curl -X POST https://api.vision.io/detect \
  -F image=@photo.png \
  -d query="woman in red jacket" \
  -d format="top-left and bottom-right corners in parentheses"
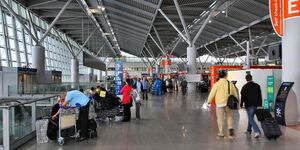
top-left (120, 80), bottom-right (132, 122)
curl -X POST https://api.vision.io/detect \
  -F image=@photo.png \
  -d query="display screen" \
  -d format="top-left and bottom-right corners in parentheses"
top-left (276, 82), bottom-right (294, 100)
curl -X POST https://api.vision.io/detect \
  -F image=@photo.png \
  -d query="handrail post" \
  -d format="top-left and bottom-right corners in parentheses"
top-left (31, 102), bottom-right (36, 131)
top-left (3, 108), bottom-right (10, 150)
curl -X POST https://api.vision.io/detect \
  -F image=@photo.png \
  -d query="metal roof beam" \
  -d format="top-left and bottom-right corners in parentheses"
top-left (231, 6), bottom-right (260, 19)
top-left (113, 27), bottom-right (146, 37)
top-left (39, 10), bottom-right (85, 18)
top-left (27, 0), bottom-right (57, 7)
top-left (158, 9), bottom-right (189, 44)
top-left (111, 20), bottom-right (148, 34)
top-left (107, 6), bottom-right (152, 24)
top-left (28, 1), bottom-right (80, 9)
top-left (162, 6), bottom-right (206, 11)
top-left (109, 13), bottom-right (149, 29)
top-left (105, 0), bottom-right (154, 17)
top-left (131, 0), bottom-right (158, 9)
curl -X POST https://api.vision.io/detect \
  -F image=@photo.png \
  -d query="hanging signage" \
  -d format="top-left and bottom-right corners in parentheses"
top-left (270, 0), bottom-right (284, 37)
top-left (162, 60), bottom-right (171, 69)
top-left (115, 62), bottom-right (123, 95)
top-left (284, 0), bottom-right (300, 19)
top-left (270, 0), bottom-right (300, 37)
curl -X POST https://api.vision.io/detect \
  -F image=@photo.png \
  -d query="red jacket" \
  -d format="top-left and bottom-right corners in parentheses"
top-left (120, 85), bottom-right (132, 104)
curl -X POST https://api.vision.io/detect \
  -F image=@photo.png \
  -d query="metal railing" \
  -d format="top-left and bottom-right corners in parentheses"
top-left (7, 82), bottom-right (107, 96)
top-left (0, 95), bottom-right (59, 150)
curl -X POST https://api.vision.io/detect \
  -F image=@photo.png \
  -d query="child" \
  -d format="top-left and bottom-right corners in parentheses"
top-left (47, 94), bottom-right (65, 140)
top-left (131, 85), bottom-right (141, 119)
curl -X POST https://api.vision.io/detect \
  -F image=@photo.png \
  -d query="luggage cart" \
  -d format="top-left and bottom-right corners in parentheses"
top-left (57, 107), bottom-right (79, 145)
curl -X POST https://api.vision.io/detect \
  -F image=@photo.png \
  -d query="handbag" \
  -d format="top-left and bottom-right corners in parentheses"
top-left (227, 81), bottom-right (238, 109)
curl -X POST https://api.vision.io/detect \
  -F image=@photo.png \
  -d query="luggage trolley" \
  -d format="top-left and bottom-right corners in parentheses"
top-left (57, 106), bottom-right (79, 145)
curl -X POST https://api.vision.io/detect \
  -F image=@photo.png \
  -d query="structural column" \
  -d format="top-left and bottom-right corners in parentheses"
top-left (187, 46), bottom-right (197, 92)
top-left (98, 70), bottom-right (102, 82)
top-left (89, 68), bottom-right (94, 82)
top-left (187, 46), bottom-right (197, 74)
top-left (32, 46), bottom-right (45, 83)
top-left (71, 58), bottom-right (79, 84)
top-left (155, 64), bottom-right (160, 76)
top-left (282, 17), bottom-right (300, 120)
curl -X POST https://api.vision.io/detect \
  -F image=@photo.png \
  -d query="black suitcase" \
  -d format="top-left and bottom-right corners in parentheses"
top-left (255, 109), bottom-right (272, 121)
top-left (261, 118), bottom-right (282, 140)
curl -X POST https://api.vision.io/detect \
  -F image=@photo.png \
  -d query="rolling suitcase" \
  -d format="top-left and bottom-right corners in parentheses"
top-left (261, 117), bottom-right (282, 140)
top-left (255, 109), bottom-right (272, 121)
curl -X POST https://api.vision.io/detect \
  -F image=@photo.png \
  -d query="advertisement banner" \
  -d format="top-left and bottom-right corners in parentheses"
top-left (284, 0), bottom-right (300, 19)
top-left (115, 62), bottom-right (123, 95)
top-left (270, 0), bottom-right (284, 37)
top-left (270, 0), bottom-right (300, 37)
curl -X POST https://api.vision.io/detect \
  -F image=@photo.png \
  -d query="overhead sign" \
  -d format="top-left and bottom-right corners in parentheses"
top-left (83, 52), bottom-right (106, 71)
top-left (115, 62), bottom-right (123, 95)
top-left (284, 0), bottom-right (300, 19)
top-left (270, 0), bottom-right (300, 37)
top-left (270, 0), bottom-right (284, 37)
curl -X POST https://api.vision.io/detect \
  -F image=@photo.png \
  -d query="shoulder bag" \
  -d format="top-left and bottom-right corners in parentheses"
top-left (227, 81), bottom-right (238, 109)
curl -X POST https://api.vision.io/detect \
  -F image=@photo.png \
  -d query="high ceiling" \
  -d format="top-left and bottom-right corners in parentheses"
top-left (10, 0), bottom-right (280, 59)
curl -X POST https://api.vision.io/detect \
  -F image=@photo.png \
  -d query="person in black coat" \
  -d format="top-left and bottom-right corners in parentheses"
top-left (240, 74), bottom-right (262, 138)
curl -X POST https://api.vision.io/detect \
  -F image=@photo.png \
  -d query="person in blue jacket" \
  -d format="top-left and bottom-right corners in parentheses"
top-left (155, 78), bottom-right (162, 95)
top-left (60, 90), bottom-right (90, 141)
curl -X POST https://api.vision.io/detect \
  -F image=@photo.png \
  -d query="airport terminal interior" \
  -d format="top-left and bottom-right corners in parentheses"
top-left (0, 0), bottom-right (300, 150)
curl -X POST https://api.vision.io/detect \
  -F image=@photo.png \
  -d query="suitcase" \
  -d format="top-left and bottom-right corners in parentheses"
top-left (255, 109), bottom-right (272, 121)
top-left (36, 119), bottom-right (49, 143)
top-left (261, 117), bottom-right (282, 140)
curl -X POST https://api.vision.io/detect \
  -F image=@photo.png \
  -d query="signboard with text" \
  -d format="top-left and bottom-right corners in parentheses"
top-left (115, 62), bottom-right (123, 95)
top-left (270, 0), bottom-right (300, 37)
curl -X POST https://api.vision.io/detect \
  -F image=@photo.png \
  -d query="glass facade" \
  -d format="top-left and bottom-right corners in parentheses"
top-left (0, 1), bottom-right (89, 82)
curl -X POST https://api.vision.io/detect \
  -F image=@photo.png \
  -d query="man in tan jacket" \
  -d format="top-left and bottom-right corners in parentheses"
top-left (207, 70), bottom-right (238, 137)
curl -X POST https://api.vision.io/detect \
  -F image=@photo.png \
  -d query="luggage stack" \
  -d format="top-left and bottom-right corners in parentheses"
top-left (255, 109), bottom-right (282, 140)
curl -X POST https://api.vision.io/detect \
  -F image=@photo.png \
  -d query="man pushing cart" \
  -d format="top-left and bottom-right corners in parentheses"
top-left (60, 90), bottom-right (90, 141)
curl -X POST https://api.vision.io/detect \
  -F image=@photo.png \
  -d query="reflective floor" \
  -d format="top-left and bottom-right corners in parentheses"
top-left (19, 90), bottom-right (300, 150)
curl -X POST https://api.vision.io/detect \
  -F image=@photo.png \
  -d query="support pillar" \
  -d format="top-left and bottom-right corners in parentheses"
top-left (187, 46), bottom-right (197, 92)
top-left (155, 64), bottom-right (160, 76)
top-left (187, 46), bottom-right (197, 74)
top-left (98, 70), bottom-right (102, 82)
top-left (32, 46), bottom-right (45, 83)
top-left (246, 41), bottom-right (250, 69)
top-left (282, 17), bottom-right (300, 120)
top-left (89, 68), bottom-right (94, 82)
top-left (71, 58), bottom-right (79, 84)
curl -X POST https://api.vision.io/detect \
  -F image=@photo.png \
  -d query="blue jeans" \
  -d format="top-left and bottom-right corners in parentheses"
top-left (246, 106), bottom-right (261, 133)
top-left (156, 87), bottom-right (162, 95)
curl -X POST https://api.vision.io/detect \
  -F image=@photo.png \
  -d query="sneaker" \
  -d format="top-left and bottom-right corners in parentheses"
top-left (229, 129), bottom-right (235, 136)
top-left (254, 133), bottom-right (261, 138)
top-left (245, 131), bottom-right (252, 135)
top-left (78, 137), bottom-right (86, 141)
top-left (217, 133), bottom-right (224, 137)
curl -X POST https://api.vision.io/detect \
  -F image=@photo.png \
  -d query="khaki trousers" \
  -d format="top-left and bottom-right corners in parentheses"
top-left (216, 106), bottom-right (234, 135)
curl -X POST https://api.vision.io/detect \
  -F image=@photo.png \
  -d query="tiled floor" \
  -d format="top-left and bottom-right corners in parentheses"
top-left (19, 90), bottom-right (300, 150)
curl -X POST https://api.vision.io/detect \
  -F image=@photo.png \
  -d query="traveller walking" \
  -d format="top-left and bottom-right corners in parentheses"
top-left (181, 78), bottom-right (188, 94)
top-left (131, 85), bottom-right (141, 119)
top-left (136, 78), bottom-right (143, 98)
top-left (240, 74), bottom-right (262, 138)
top-left (207, 70), bottom-right (238, 137)
top-left (142, 77), bottom-right (149, 100)
top-left (155, 78), bottom-right (163, 95)
top-left (120, 80), bottom-right (132, 122)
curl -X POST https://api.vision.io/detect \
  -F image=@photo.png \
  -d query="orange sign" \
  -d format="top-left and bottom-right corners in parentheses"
top-left (270, 0), bottom-right (284, 37)
top-left (161, 60), bottom-right (171, 67)
top-left (284, 0), bottom-right (300, 19)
